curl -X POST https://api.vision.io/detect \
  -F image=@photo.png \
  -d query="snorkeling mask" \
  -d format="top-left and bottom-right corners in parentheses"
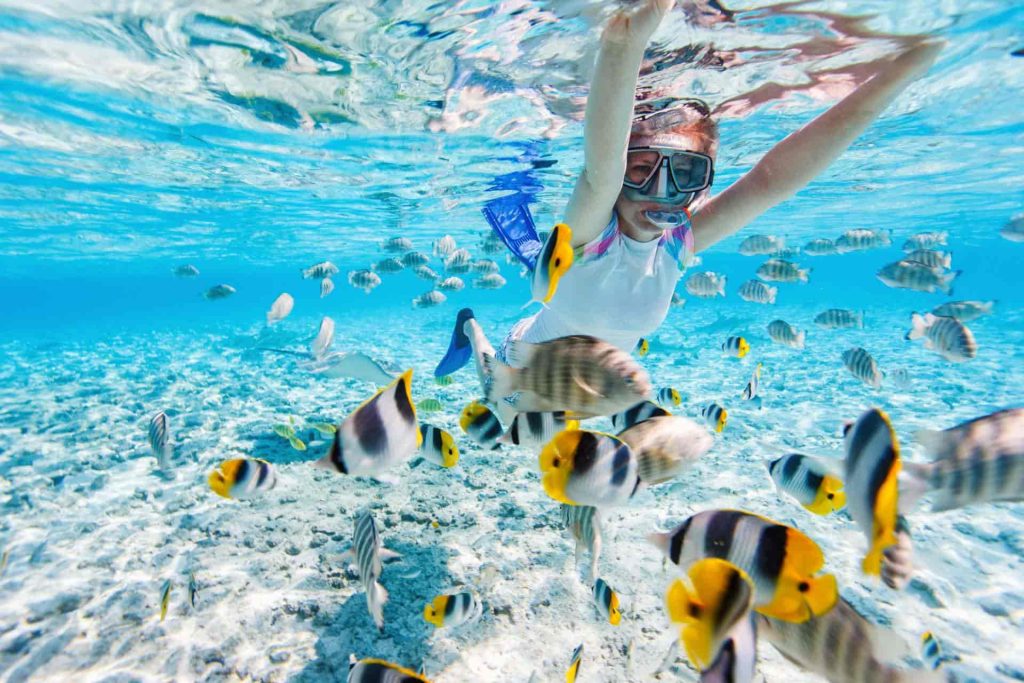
top-left (622, 146), bottom-right (714, 207)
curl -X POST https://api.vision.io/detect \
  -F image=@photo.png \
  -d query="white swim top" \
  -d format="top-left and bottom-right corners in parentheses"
top-left (509, 211), bottom-right (695, 353)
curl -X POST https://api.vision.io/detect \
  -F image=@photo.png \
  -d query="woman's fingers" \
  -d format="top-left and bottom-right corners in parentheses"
top-left (603, 0), bottom-right (674, 46)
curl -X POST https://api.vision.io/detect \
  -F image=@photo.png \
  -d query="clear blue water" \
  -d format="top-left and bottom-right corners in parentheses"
top-left (1, 1), bottom-right (1023, 681)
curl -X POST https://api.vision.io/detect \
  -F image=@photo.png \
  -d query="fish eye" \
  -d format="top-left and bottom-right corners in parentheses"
top-left (798, 581), bottom-right (810, 593)
top-left (827, 493), bottom-right (834, 500)
top-left (552, 457), bottom-right (561, 468)
top-left (554, 258), bottom-right (561, 267)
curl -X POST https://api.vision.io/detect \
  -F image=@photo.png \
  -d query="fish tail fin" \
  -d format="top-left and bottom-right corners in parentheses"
top-left (941, 271), bottom-right (961, 296)
top-left (898, 462), bottom-right (933, 513)
top-left (636, 448), bottom-right (680, 486)
top-left (717, 278), bottom-right (726, 297)
top-left (434, 308), bottom-right (475, 377)
top-left (880, 229), bottom-right (892, 246)
top-left (482, 354), bottom-right (516, 406)
top-left (767, 286), bottom-right (778, 304)
top-left (665, 579), bottom-right (716, 668)
top-left (646, 530), bottom-right (671, 557)
top-left (943, 252), bottom-right (952, 269)
top-left (565, 418), bottom-right (580, 431)
top-left (368, 581), bottom-right (388, 630)
top-left (795, 329), bottom-right (806, 349)
top-left (799, 268), bottom-right (810, 282)
top-left (863, 529), bottom-right (898, 576)
top-left (906, 313), bottom-right (928, 340)
top-left (915, 428), bottom-right (952, 459)
top-left (983, 300), bottom-right (996, 313)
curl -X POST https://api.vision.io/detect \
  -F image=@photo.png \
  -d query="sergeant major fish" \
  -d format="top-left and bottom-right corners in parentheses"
top-left (686, 272), bottom-right (727, 298)
top-left (756, 258), bottom-right (809, 283)
top-left (349, 270), bottom-right (382, 293)
top-left (561, 503), bottom-right (602, 581)
top-left (738, 234), bottom-right (784, 256)
top-left (204, 284), bottom-right (235, 299)
top-left (767, 320), bottom-right (806, 349)
top-left (412, 290), bottom-right (446, 309)
top-left (738, 280), bottom-right (777, 304)
top-left (905, 249), bottom-right (952, 270)
top-left (401, 251), bottom-right (429, 268)
top-left (905, 313), bottom-right (977, 362)
top-left (842, 347), bottom-right (883, 388)
top-left (473, 273), bottom-right (507, 289)
top-left (648, 509), bottom-right (838, 623)
top-left (433, 235), bottom-right (456, 258)
top-left (343, 509), bottom-right (401, 631)
top-left (814, 309), bottom-right (863, 330)
top-left (902, 231), bottom-right (948, 251)
top-left (616, 415), bottom-right (714, 485)
top-left (301, 261), bottom-right (339, 279)
top-left (930, 300), bottom-right (995, 322)
top-left (803, 238), bottom-right (837, 256)
top-left (444, 248), bottom-right (472, 273)
top-left (266, 292), bottom-right (294, 325)
top-left (315, 370), bottom-right (421, 477)
top-left (472, 258), bottom-right (500, 274)
top-left (173, 264), bottom-right (200, 277)
top-left (320, 278), bottom-right (335, 298)
top-left (372, 257), bottom-right (404, 274)
top-left (413, 265), bottom-right (439, 282)
top-left (437, 276), bottom-right (464, 292)
top-left (835, 228), bottom-right (891, 253)
top-left (148, 411), bottom-right (172, 469)
top-left (877, 260), bottom-right (959, 295)
top-left (381, 236), bottom-right (413, 253)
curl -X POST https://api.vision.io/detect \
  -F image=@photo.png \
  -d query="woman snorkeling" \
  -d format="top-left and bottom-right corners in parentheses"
top-left (436, 0), bottom-right (942, 409)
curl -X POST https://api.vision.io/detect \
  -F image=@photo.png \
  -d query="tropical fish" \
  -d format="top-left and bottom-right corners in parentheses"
top-left (721, 336), bottom-right (749, 358)
top-left (372, 257), bottom-right (404, 274)
top-left (741, 363), bottom-right (761, 402)
top-left (459, 401), bottom-right (502, 450)
top-left (616, 416), bottom-right (714, 485)
top-left (877, 260), bottom-right (959, 294)
top-left (309, 422), bottom-right (336, 435)
top-left (592, 578), bottom-right (621, 625)
top-left (738, 280), bottom-right (777, 304)
top-left (159, 579), bottom-right (171, 621)
top-left (309, 351), bottom-right (396, 384)
top-left (418, 424), bottom-right (459, 468)
top-left (929, 300), bottom-right (995, 322)
top-left (767, 453), bottom-right (845, 515)
top-left (670, 292), bottom-right (686, 307)
top-left (803, 238), bottom-right (837, 256)
top-left (701, 403), bottom-right (728, 433)
top-left (444, 248), bottom-right (472, 273)
top-left (756, 597), bottom-right (940, 683)
top-left (381, 236), bottom-right (413, 252)
top-left (173, 264), bottom-right (200, 277)
top-left (649, 509), bottom-right (838, 623)
top-left (437, 276), bottom-right (464, 291)
top-left (288, 436), bottom-right (306, 451)
top-left (401, 251), bottom-right (430, 268)
top-left (204, 284), bottom-right (235, 300)
top-left (766, 320), bottom-right (805, 349)
top-left (349, 270), bottom-right (382, 293)
top-left (416, 398), bottom-right (443, 413)
top-left (147, 411), bottom-right (172, 469)
top-left (320, 278), bottom-right (335, 298)
top-left (188, 571), bottom-right (199, 609)
top-left (905, 313), bottom-right (977, 362)
top-left (433, 235), bottom-right (457, 258)
top-left (905, 249), bottom-right (952, 270)
top-left (1000, 214), bottom-right (1024, 242)
top-left (343, 509), bottom-right (401, 631)
top-left (665, 558), bottom-right (754, 671)
top-left (346, 656), bottom-right (429, 682)
top-left (842, 347), bottom-right (883, 388)
top-left (266, 293), bottom-right (294, 325)
top-left (315, 370), bottom-right (421, 477)
top-left (566, 643), bottom-right (583, 683)
top-left (423, 592), bottom-right (482, 629)
top-left (921, 631), bottom-right (958, 670)
top-left (756, 258), bottom-right (809, 283)
top-left (814, 309), bottom-right (863, 329)
top-left (686, 272), bottom-right (727, 298)
top-left (738, 234), bottom-right (784, 256)
top-left (529, 223), bottom-right (574, 306)
top-left (701, 613), bottom-right (757, 683)
top-left (412, 290), bottom-right (447, 308)
top-left (561, 504), bottom-right (601, 581)
top-left (413, 265), bottom-right (439, 282)
top-left (835, 228), bottom-right (891, 253)
top-left (310, 316), bottom-right (335, 359)
top-left (498, 411), bottom-right (579, 448)
top-left (539, 430), bottom-right (639, 507)
top-left (473, 273), bottom-right (507, 289)
top-left (471, 258), bottom-right (500, 274)
top-left (901, 408), bottom-right (1024, 512)
top-left (610, 400), bottom-right (669, 432)
top-left (434, 375), bottom-right (454, 386)
top-left (635, 338), bottom-right (650, 357)
top-left (843, 408), bottom-right (901, 576)
top-left (902, 231), bottom-right (948, 251)
top-left (301, 261), bottom-right (339, 279)
top-left (657, 387), bottom-right (681, 407)
top-left (483, 335), bottom-right (651, 417)
top-left (208, 458), bottom-right (278, 499)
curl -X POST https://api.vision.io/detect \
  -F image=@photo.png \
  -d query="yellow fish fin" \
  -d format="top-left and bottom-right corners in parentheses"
top-left (539, 430), bottom-right (581, 504)
top-left (864, 463), bottom-right (901, 576)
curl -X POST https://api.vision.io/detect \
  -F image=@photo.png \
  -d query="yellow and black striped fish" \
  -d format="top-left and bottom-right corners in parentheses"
top-left (657, 387), bottom-right (681, 407)
top-left (636, 338), bottom-right (650, 357)
top-left (592, 578), bottom-right (621, 625)
top-left (721, 336), bottom-right (750, 358)
top-left (610, 400), bottom-right (669, 432)
top-left (648, 509), bottom-right (837, 623)
top-left (566, 643), bottom-right (583, 683)
top-left (459, 401), bottom-right (502, 450)
top-left (843, 408), bottom-right (901, 576)
top-left (539, 430), bottom-right (639, 507)
top-left (701, 403), bottom-right (728, 433)
top-left (529, 223), bottom-right (574, 305)
top-left (315, 370), bottom-right (421, 477)
top-left (346, 656), bottom-right (430, 682)
top-left (418, 424), bottom-right (459, 468)
top-left (208, 458), bottom-right (277, 500)
top-left (767, 453), bottom-right (845, 515)
top-left (423, 592), bottom-right (482, 630)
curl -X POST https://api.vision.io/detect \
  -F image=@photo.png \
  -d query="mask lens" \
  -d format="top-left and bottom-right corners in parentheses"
top-left (669, 152), bottom-right (711, 192)
top-left (624, 150), bottom-right (662, 187)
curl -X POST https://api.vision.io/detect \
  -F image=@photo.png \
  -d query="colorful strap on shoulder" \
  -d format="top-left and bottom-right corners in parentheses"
top-left (578, 214), bottom-right (620, 261)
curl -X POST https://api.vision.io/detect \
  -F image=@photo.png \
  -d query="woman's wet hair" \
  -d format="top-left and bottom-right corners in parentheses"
top-left (630, 98), bottom-right (719, 156)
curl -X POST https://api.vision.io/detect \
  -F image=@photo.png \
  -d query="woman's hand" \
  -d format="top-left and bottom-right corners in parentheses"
top-left (602, 0), bottom-right (674, 48)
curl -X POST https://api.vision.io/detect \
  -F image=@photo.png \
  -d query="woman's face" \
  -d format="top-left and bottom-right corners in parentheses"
top-left (616, 132), bottom-right (715, 237)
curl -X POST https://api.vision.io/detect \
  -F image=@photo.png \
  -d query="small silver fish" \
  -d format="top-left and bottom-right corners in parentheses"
top-left (766, 320), bottom-right (805, 349)
top-left (756, 258), bottom-right (809, 283)
top-left (685, 272), bottom-right (727, 298)
top-left (173, 264), bottom-right (200, 277)
top-left (842, 347), bottom-right (883, 388)
top-left (803, 238), bottom-right (837, 256)
top-left (412, 290), bottom-right (446, 308)
top-left (738, 280), bottom-right (777, 304)
top-left (381, 236), bottom-right (413, 252)
top-left (814, 309), bottom-right (863, 329)
top-left (204, 284), bottom-right (235, 300)
top-left (437, 276), bottom-right (464, 291)
top-left (301, 261), bottom-right (339, 279)
top-left (266, 292), bottom-right (294, 325)
top-left (905, 313), bottom-right (977, 362)
top-left (741, 363), bottom-right (761, 402)
top-left (348, 270), bottom-right (382, 293)
top-left (147, 411), bottom-right (172, 469)
top-left (320, 278), bottom-right (335, 298)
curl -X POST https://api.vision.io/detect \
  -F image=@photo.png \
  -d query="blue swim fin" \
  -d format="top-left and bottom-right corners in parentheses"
top-left (435, 308), bottom-right (475, 377)
top-left (481, 197), bottom-right (542, 271)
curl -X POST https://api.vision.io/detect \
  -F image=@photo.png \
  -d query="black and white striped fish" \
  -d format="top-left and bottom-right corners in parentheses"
top-left (208, 458), bottom-right (277, 499)
top-left (767, 453), bottom-right (845, 515)
top-left (381, 236), bottom-right (413, 253)
top-left (902, 231), bottom-right (947, 251)
top-left (433, 235), bottom-right (456, 258)
top-left (345, 509), bottom-right (400, 631)
top-left (814, 309), bottom-right (864, 329)
top-left (835, 228), bottom-right (891, 253)
top-left (611, 400), bottom-right (669, 432)
top-left (701, 613), bottom-right (757, 683)
top-left (412, 265), bottom-right (439, 282)
top-left (877, 260), bottom-right (958, 295)
top-left (766, 320), bottom-right (805, 349)
top-left (592, 577), bottom-right (621, 625)
top-left (401, 251), bottom-right (429, 268)
top-left (657, 387), bottom-right (681, 408)
top-left (721, 336), bottom-right (749, 358)
top-left (929, 300), bottom-right (994, 323)
top-left (738, 234), bottom-right (784, 256)
top-left (349, 270), bottom-right (382, 293)
top-left (418, 424), bottom-right (459, 468)
top-left (741, 363), bottom-right (761, 403)
top-left (498, 411), bottom-right (578, 447)
top-left (905, 249), bottom-right (952, 270)
top-left (901, 408), bottom-right (1024, 512)
top-left (738, 280), bottom-right (777, 304)
top-left (444, 248), bottom-right (472, 273)
top-left (373, 257), bottom-right (404, 274)
top-left (423, 591), bottom-right (482, 629)
top-left (460, 401), bottom-right (502, 450)
top-left (803, 238), bottom-right (837, 256)
top-left (147, 411), bottom-right (172, 469)
top-left (346, 656), bottom-right (428, 682)
top-left (320, 278), bottom-right (335, 298)
top-left (842, 347), bottom-right (883, 388)
top-left (560, 503), bottom-right (601, 581)
top-left (315, 370), bottom-right (421, 477)
top-left (757, 597), bottom-right (943, 683)
top-left (648, 509), bottom-right (838, 623)
top-left (756, 258), bottom-right (809, 283)
top-left (701, 403), bottom-right (728, 433)
top-left (301, 260), bottom-right (338, 279)
top-left (905, 313), bottom-right (977, 362)
top-left (881, 516), bottom-right (914, 591)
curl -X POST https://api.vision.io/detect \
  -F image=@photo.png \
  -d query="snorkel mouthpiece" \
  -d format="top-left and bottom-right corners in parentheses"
top-left (644, 210), bottom-right (688, 229)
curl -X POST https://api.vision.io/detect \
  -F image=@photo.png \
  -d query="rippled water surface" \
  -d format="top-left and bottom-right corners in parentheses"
top-left (1, 1), bottom-right (1023, 682)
